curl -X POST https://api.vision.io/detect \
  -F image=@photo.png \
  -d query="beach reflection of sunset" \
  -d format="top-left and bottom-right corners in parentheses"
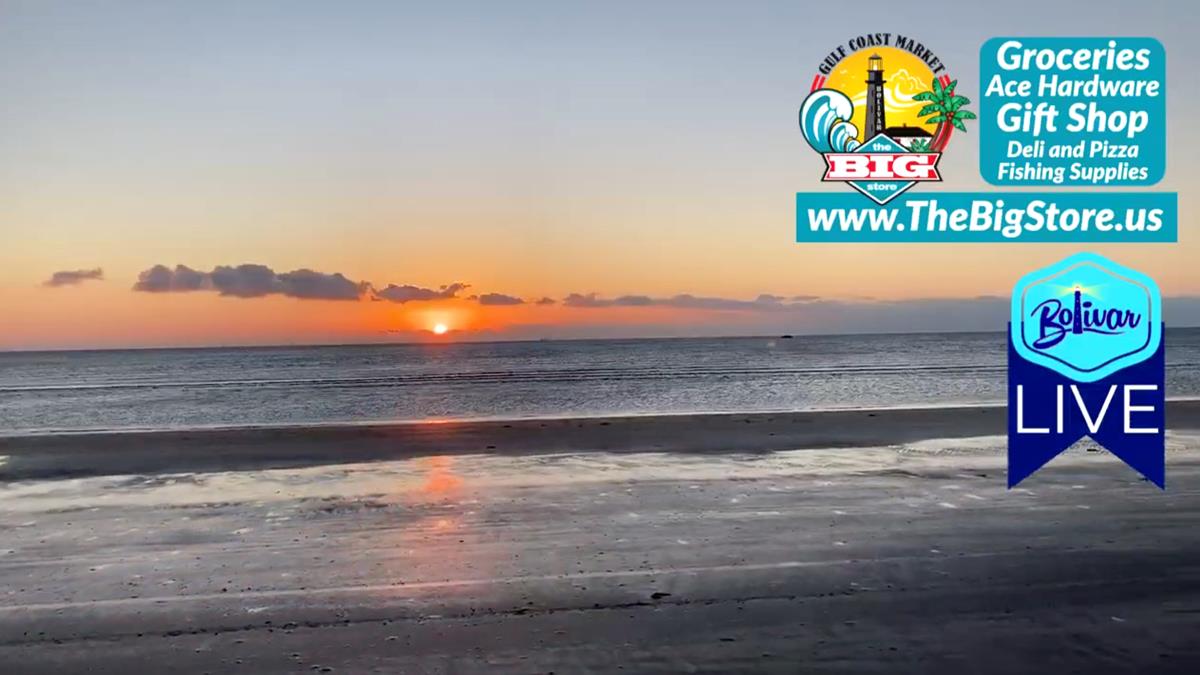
top-left (375, 454), bottom-right (481, 594)
top-left (414, 455), bottom-right (465, 498)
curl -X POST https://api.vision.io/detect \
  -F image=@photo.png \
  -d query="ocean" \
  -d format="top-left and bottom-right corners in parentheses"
top-left (2, 330), bottom-right (1199, 435)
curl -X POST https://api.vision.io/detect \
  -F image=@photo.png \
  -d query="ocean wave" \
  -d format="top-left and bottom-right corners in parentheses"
top-left (0, 362), bottom-right (1025, 393)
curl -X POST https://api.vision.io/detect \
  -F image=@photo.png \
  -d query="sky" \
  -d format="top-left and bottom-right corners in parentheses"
top-left (0, 0), bottom-right (1196, 349)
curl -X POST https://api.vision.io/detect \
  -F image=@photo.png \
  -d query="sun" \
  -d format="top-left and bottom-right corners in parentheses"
top-left (432, 323), bottom-right (449, 335)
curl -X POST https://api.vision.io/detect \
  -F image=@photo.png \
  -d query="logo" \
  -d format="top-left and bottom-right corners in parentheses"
top-left (799, 36), bottom-right (973, 204)
top-left (1008, 253), bottom-right (1165, 487)
top-left (1012, 253), bottom-right (1161, 382)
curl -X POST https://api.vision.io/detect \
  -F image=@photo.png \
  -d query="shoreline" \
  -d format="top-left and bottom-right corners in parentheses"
top-left (4, 400), bottom-right (1200, 480)
top-left (9, 395), bottom-right (1200, 438)
top-left (0, 400), bottom-right (1017, 438)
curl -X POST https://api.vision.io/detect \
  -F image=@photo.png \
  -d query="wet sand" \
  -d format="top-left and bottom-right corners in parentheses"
top-left (4, 400), bottom-right (1200, 480)
top-left (2, 427), bottom-right (1200, 672)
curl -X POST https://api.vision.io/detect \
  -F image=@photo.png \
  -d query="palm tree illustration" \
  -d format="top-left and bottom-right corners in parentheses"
top-left (910, 78), bottom-right (976, 152)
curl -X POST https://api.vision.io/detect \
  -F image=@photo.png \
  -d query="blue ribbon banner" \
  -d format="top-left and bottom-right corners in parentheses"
top-left (1007, 328), bottom-right (1164, 488)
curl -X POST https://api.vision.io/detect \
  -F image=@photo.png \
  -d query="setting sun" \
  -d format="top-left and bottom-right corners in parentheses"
top-left (432, 323), bottom-right (449, 335)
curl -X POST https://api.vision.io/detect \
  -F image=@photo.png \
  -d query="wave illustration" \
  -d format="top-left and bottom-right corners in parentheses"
top-left (799, 89), bottom-right (860, 153)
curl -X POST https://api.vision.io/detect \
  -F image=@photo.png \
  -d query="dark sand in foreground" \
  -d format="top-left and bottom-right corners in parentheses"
top-left (4, 399), bottom-right (1200, 480)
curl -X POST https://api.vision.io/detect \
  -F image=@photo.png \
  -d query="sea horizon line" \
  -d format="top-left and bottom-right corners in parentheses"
top-left (7, 325), bottom-right (1200, 355)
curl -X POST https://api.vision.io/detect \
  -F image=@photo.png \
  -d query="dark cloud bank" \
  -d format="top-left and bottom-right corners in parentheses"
top-left (43, 268), bottom-right (104, 287)
top-left (563, 292), bottom-right (808, 311)
top-left (134, 264), bottom-right (368, 300)
top-left (476, 293), bottom-right (525, 306)
top-left (133, 264), bottom-right (460, 304)
top-left (117, 263), bottom-right (1200, 334)
top-left (376, 282), bottom-right (469, 304)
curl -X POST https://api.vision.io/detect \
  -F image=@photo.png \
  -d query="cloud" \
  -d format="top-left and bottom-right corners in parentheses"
top-left (123, 266), bottom-right (1200, 337)
top-left (43, 268), bottom-right (104, 287)
top-left (375, 282), bottom-right (468, 304)
top-left (133, 263), bottom-right (367, 301)
top-left (277, 269), bottom-right (368, 300)
top-left (96, 263), bottom-right (1200, 339)
top-left (563, 292), bottom-right (807, 311)
top-left (131, 263), bottom-right (491, 305)
top-left (662, 294), bottom-right (786, 311)
top-left (132, 265), bottom-right (209, 293)
top-left (209, 264), bottom-right (280, 298)
top-left (128, 267), bottom-right (831, 314)
top-left (563, 293), bottom-right (612, 308)
top-left (476, 292), bottom-right (525, 306)
top-left (553, 291), bottom-right (1167, 336)
top-left (615, 295), bottom-right (654, 306)
top-left (508, 296), bottom-right (1017, 338)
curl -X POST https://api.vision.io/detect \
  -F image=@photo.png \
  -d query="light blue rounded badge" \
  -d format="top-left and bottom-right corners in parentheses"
top-left (1010, 252), bottom-right (1161, 382)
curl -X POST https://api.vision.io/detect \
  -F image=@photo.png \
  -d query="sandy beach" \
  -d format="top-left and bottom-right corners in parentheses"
top-left (4, 399), bottom-right (1200, 481)
top-left (2, 405), bottom-right (1200, 672)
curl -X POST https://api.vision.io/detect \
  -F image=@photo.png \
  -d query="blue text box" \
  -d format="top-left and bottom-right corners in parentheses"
top-left (979, 37), bottom-right (1165, 187)
top-left (795, 192), bottom-right (1177, 242)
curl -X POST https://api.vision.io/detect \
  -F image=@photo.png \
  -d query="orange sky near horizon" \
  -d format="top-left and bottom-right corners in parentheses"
top-left (3, 239), bottom-right (1198, 350)
top-left (1, 277), bottom-right (787, 349)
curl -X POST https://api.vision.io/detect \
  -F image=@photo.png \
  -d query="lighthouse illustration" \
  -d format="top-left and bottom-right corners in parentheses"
top-left (1073, 285), bottom-right (1085, 335)
top-left (864, 53), bottom-right (886, 140)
